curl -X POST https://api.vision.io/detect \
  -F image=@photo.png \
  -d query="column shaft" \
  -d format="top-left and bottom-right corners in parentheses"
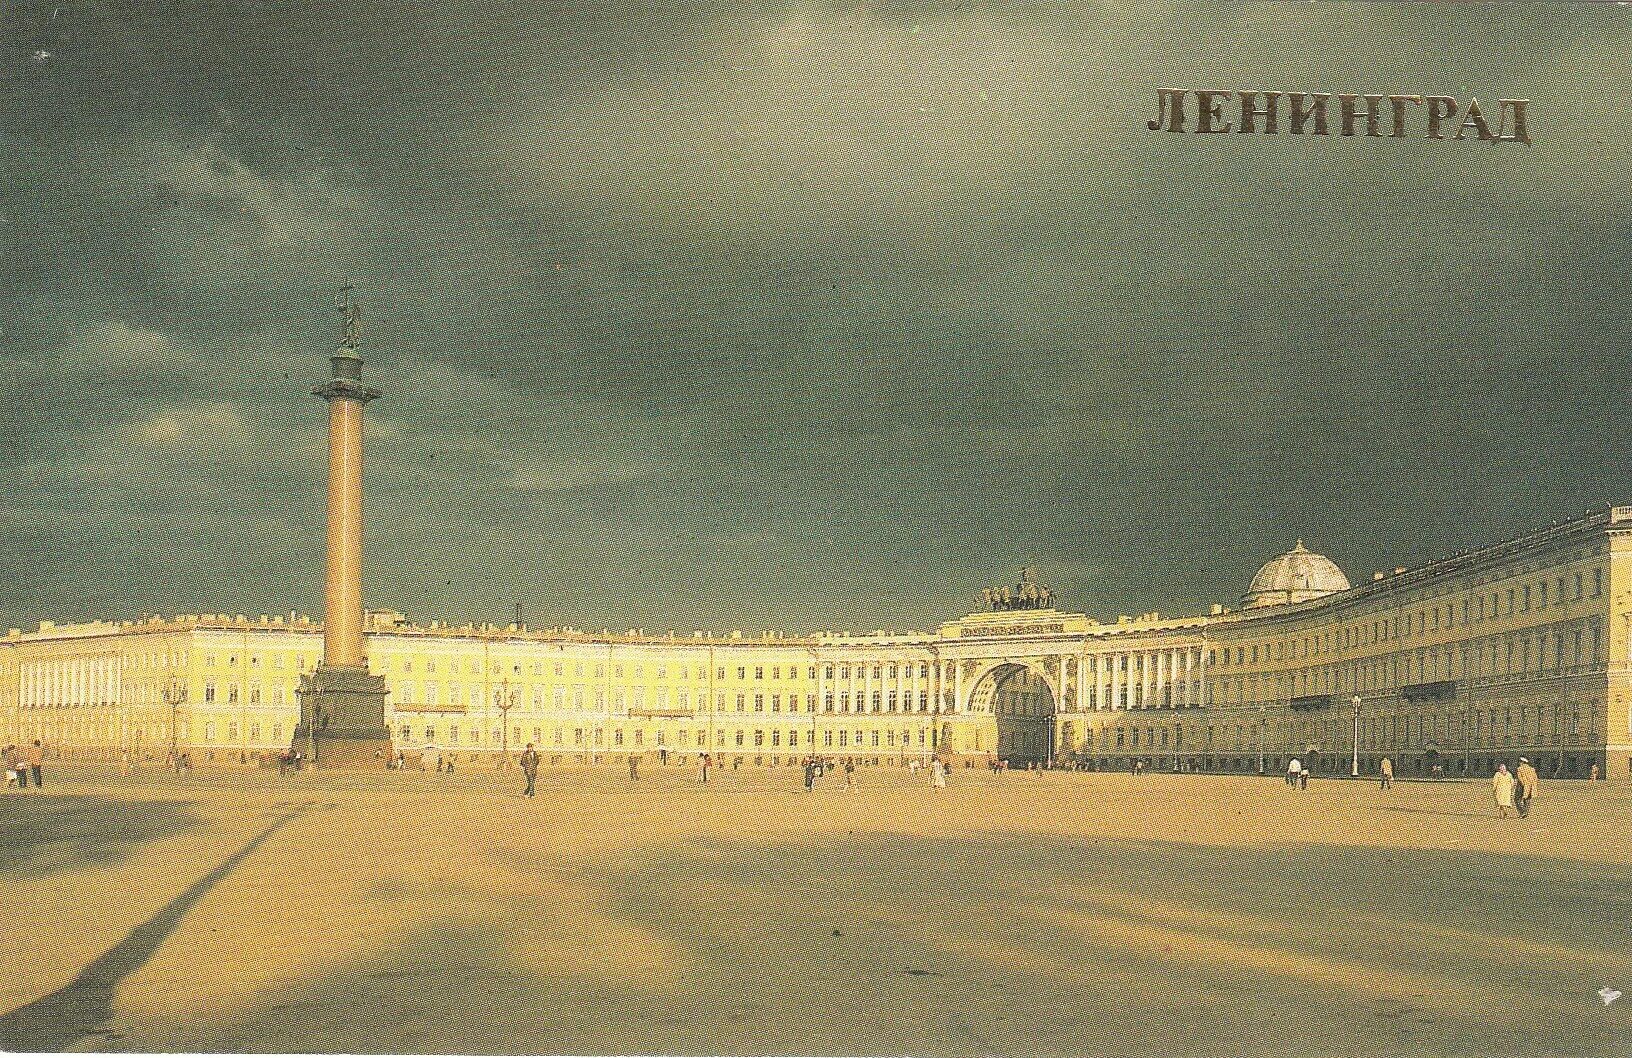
top-left (324, 397), bottom-right (366, 667)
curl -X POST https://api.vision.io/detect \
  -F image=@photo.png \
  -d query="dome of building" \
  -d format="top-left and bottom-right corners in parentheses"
top-left (1242, 540), bottom-right (1351, 608)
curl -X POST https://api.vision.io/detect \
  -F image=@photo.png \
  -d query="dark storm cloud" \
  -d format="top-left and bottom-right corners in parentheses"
top-left (5, 1), bottom-right (1632, 632)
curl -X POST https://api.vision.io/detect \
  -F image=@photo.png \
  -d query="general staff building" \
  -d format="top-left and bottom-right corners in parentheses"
top-left (3, 506), bottom-right (1628, 779)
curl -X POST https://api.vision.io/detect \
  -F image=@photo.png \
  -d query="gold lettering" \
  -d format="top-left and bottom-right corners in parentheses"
top-left (1195, 91), bottom-right (1233, 133)
top-left (1287, 93), bottom-right (1329, 135)
top-left (1238, 91), bottom-right (1281, 134)
top-left (1147, 89), bottom-right (1188, 132)
top-left (1425, 95), bottom-right (1458, 139)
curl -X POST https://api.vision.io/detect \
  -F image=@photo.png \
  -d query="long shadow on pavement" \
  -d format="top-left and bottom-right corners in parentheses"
top-left (0, 796), bottom-right (200, 879)
top-left (0, 805), bottom-right (307, 1052)
top-left (98, 830), bottom-right (1632, 1056)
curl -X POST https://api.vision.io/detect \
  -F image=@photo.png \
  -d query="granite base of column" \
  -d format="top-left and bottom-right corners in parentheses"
top-left (293, 664), bottom-right (392, 769)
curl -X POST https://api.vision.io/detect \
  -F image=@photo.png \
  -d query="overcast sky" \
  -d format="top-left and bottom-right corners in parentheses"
top-left (6, 1), bottom-right (1632, 633)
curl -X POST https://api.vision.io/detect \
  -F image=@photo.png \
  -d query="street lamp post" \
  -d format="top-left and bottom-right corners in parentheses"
top-left (162, 675), bottom-right (187, 762)
top-left (1351, 694), bottom-right (1362, 777)
top-left (1257, 703), bottom-right (1266, 775)
top-left (498, 679), bottom-right (515, 768)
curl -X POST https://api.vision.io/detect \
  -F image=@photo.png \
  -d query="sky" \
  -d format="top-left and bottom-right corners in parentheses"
top-left (6, 1), bottom-right (1632, 634)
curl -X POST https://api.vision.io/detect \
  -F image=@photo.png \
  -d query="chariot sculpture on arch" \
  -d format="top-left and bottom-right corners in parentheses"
top-left (980, 567), bottom-right (1055, 612)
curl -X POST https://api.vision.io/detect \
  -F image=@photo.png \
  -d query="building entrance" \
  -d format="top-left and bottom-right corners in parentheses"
top-left (975, 664), bottom-right (1057, 766)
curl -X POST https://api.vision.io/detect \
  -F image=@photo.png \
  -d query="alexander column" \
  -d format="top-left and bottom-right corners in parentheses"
top-left (292, 287), bottom-right (392, 767)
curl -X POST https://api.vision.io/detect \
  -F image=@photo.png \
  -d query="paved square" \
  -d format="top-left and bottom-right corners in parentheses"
top-left (3, 766), bottom-right (1630, 1055)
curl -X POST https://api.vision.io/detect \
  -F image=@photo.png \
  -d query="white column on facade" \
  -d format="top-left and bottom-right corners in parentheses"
top-left (953, 661), bottom-right (963, 712)
top-left (1077, 654), bottom-right (1087, 712)
top-left (1111, 654), bottom-right (1122, 711)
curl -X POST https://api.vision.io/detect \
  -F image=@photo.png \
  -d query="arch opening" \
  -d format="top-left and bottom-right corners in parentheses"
top-left (970, 663), bottom-right (1057, 765)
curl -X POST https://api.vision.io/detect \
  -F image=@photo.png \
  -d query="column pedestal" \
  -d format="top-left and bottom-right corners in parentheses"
top-left (294, 665), bottom-right (391, 768)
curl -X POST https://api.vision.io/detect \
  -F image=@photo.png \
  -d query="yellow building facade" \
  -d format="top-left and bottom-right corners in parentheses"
top-left (5, 506), bottom-right (1630, 778)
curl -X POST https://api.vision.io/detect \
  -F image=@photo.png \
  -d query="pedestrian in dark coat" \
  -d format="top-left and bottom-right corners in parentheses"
top-left (520, 744), bottom-right (540, 797)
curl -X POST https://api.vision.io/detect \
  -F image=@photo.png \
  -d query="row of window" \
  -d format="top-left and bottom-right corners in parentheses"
top-left (396, 722), bottom-right (942, 751)
top-left (1217, 568), bottom-right (1605, 669)
top-left (1074, 708), bottom-right (1596, 754)
top-left (1217, 621), bottom-right (1606, 704)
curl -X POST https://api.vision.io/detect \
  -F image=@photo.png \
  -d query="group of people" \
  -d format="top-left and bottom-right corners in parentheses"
top-left (1285, 757), bottom-right (1311, 789)
top-left (3, 741), bottom-right (42, 788)
top-left (1492, 757), bottom-right (1541, 818)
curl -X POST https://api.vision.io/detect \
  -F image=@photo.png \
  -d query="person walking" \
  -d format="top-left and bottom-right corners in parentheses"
top-left (1287, 757), bottom-right (1302, 787)
top-left (1492, 763), bottom-right (1516, 818)
top-left (1379, 756), bottom-right (1393, 790)
top-left (1515, 756), bottom-right (1538, 818)
top-left (803, 757), bottom-right (817, 793)
top-left (26, 741), bottom-right (43, 788)
top-left (699, 752), bottom-right (711, 784)
top-left (932, 758), bottom-right (948, 789)
top-left (4, 746), bottom-right (20, 788)
top-left (844, 759), bottom-right (855, 792)
top-left (1298, 764), bottom-right (1310, 790)
top-left (628, 754), bottom-right (639, 782)
top-left (520, 743), bottom-right (539, 798)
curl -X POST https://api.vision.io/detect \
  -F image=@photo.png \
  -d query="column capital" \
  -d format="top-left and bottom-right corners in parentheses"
top-left (314, 380), bottom-right (382, 404)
